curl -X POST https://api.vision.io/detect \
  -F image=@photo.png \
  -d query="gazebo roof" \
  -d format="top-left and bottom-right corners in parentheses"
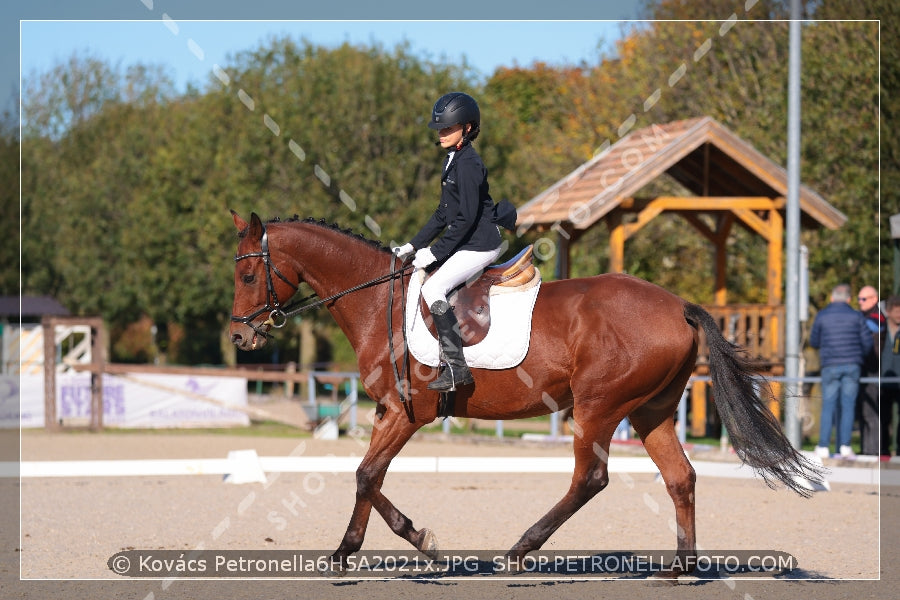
top-left (516, 116), bottom-right (846, 231)
top-left (0, 296), bottom-right (70, 319)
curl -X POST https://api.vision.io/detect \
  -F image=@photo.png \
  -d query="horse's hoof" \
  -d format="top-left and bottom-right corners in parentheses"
top-left (417, 528), bottom-right (439, 560)
top-left (499, 552), bottom-right (528, 575)
top-left (318, 555), bottom-right (348, 577)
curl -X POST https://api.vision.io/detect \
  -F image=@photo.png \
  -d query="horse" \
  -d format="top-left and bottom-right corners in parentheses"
top-left (228, 211), bottom-right (824, 577)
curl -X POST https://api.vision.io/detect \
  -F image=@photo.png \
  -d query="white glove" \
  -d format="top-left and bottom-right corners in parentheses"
top-left (392, 243), bottom-right (414, 260)
top-left (412, 247), bottom-right (436, 270)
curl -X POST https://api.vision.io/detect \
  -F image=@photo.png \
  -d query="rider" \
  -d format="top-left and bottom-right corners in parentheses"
top-left (393, 92), bottom-right (505, 392)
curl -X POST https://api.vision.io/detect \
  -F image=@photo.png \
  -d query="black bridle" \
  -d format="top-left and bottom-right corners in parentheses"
top-left (231, 222), bottom-right (413, 341)
top-left (231, 223), bottom-right (303, 341)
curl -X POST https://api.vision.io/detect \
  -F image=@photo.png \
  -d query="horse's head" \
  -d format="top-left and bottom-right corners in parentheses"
top-left (229, 211), bottom-right (299, 351)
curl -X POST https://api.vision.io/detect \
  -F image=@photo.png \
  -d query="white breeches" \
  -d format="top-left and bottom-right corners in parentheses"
top-left (420, 247), bottom-right (502, 308)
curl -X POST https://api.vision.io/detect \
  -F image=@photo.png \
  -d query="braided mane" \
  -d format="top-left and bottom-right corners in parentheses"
top-left (265, 215), bottom-right (391, 253)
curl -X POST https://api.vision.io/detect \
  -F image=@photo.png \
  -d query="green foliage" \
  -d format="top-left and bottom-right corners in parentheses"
top-left (0, 112), bottom-right (17, 294)
top-left (9, 5), bottom-right (889, 365)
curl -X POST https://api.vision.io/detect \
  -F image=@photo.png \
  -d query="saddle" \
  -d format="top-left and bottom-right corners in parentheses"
top-left (420, 245), bottom-right (537, 346)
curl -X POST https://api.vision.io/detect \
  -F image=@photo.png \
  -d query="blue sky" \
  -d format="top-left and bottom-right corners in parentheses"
top-left (20, 20), bottom-right (631, 94)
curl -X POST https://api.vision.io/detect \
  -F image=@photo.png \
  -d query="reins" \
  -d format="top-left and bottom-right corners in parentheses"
top-left (387, 255), bottom-right (415, 422)
top-left (264, 264), bottom-right (413, 328)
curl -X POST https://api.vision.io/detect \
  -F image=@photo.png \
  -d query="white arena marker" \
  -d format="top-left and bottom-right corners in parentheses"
top-left (223, 449), bottom-right (267, 484)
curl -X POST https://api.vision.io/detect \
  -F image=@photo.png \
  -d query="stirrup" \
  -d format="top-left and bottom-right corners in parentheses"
top-left (428, 364), bottom-right (473, 392)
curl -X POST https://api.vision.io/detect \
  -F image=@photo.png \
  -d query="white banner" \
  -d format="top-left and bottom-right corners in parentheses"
top-left (1, 372), bottom-right (249, 428)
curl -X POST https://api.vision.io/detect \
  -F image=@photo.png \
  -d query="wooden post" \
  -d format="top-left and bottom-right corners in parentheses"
top-left (690, 379), bottom-right (707, 438)
top-left (768, 380), bottom-right (782, 421)
top-left (89, 319), bottom-right (104, 431)
top-left (714, 236), bottom-right (728, 306)
top-left (607, 211), bottom-right (625, 273)
top-left (41, 317), bottom-right (59, 431)
top-left (42, 316), bottom-right (105, 431)
top-left (767, 208), bottom-right (784, 306)
top-left (285, 362), bottom-right (296, 398)
top-left (555, 227), bottom-right (571, 280)
top-left (713, 214), bottom-right (734, 306)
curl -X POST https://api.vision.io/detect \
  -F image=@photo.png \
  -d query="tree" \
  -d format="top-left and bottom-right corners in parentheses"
top-left (0, 110), bottom-right (17, 295)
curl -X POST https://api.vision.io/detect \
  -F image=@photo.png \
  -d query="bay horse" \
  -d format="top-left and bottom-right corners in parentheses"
top-left (228, 211), bottom-right (823, 576)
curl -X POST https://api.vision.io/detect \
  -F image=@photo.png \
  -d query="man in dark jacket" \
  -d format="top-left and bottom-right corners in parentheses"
top-left (857, 285), bottom-right (884, 455)
top-left (881, 297), bottom-right (900, 458)
top-left (809, 283), bottom-right (874, 459)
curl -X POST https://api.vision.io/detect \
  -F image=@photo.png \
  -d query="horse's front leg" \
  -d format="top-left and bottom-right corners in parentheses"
top-left (327, 469), bottom-right (382, 571)
top-left (327, 403), bottom-right (436, 574)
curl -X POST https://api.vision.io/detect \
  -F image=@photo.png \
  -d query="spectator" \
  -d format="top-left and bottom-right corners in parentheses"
top-left (809, 284), bottom-right (874, 459)
top-left (857, 285), bottom-right (884, 455)
top-left (880, 296), bottom-right (900, 458)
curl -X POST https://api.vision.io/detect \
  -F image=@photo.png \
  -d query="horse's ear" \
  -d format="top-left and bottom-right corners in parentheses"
top-left (248, 212), bottom-right (264, 240)
top-left (231, 209), bottom-right (248, 231)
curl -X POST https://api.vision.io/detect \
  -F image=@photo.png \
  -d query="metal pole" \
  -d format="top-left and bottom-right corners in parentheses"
top-left (678, 386), bottom-right (688, 445)
top-left (349, 375), bottom-right (357, 430)
top-left (784, 0), bottom-right (803, 448)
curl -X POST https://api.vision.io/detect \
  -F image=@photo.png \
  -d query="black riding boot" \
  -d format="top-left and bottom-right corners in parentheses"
top-left (427, 300), bottom-right (474, 392)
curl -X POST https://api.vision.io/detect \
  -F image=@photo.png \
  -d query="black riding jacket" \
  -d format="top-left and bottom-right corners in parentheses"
top-left (410, 143), bottom-right (502, 262)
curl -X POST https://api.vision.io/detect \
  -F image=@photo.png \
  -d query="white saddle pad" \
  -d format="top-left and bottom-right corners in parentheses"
top-left (404, 268), bottom-right (541, 369)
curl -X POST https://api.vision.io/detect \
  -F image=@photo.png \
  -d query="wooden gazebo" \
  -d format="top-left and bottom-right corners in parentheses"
top-left (516, 116), bottom-right (846, 435)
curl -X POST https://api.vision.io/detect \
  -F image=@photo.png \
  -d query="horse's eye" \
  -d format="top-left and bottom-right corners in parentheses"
top-left (241, 273), bottom-right (255, 284)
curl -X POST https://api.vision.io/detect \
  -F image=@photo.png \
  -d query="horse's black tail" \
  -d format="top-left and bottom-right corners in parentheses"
top-left (684, 303), bottom-right (826, 497)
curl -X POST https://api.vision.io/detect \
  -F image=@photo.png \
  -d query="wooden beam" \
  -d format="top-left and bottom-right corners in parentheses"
top-left (607, 211), bottom-right (625, 273)
top-left (767, 208), bottom-right (783, 306)
top-left (69, 361), bottom-right (314, 383)
top-left (678, 212), bottom-right (718, 243)
top-left (691, 379), bottom-right (708, 437)
top-left (42, 319), bottom-right (58, 431)
top-left (766, 209), bottom-right (783, 389)
top-left (644, 196), bottom-right (783, 210)
top-left (621, 203), bottom-right (664, 240)
top-left (556, 227), bottom-right (572, 280)
top-left (732, 208), bottom-right (772, 240)
top-left (714, 214), bottom-right (734, 306)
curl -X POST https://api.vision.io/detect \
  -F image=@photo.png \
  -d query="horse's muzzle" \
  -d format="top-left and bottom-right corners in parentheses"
top-left (230, 323), bottom-right (269, 351)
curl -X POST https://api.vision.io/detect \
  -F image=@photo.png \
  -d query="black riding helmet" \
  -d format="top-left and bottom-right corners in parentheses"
top-left (428, 92), bottom-right (480, 142)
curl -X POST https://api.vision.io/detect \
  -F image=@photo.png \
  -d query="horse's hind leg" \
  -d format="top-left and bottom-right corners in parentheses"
top-left (507, 413), bottom-right (617, 561)
top-left (629, 391), bottom-right (697, 577)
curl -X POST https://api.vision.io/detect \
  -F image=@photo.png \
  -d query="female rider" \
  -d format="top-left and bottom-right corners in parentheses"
top-left (393, 92), bottom-right (509, 392)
